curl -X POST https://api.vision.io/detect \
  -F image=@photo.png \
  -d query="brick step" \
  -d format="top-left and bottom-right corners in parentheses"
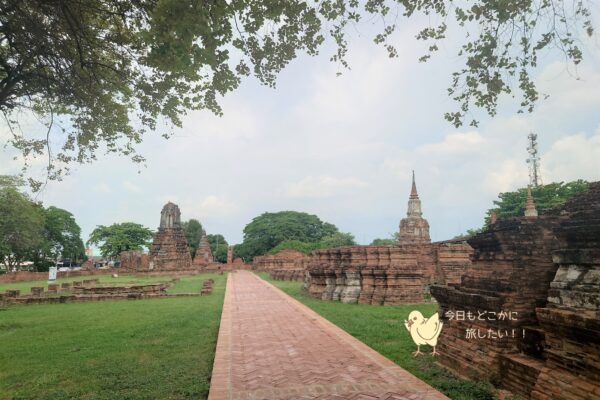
top-left (499, 353), bottom-right (545, 399)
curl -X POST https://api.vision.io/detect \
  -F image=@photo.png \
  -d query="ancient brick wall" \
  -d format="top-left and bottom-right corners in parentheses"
top-left (303, 243), bottom-right (471, 305)
top-left (531, 182), bottom-right (600, 400)
top-left (0, 269), bottom-right (113, 283)
top-left (119, 251), bottom-right (149, 271)
top-left (253, 249), bottom-right (308, 281)
top-left (431, 182), bottom-right (600, 400)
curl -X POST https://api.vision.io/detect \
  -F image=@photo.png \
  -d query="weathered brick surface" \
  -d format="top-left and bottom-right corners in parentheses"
top-left (193, 234), bottom-right (214, 266)
top-left (119, 250), bottom-right (149, 271)
top-left (305, 243), bottom-right (471, 305)
top-left (208, 271), bottom-right (448, 400)
top-left (253, 249), bottom-right (308, 281)
top-left (148, 202), bottom-right (193, 271)
top-left (431, 182), bottom-right (600, 399)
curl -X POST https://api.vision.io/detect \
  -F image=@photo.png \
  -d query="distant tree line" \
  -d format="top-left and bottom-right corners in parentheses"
top-left (456, 180), bottom-right (589, 238)
top-left (232, 211), bottom-right (356, 261)
top-left (0, 176), bottom-right (85, 272)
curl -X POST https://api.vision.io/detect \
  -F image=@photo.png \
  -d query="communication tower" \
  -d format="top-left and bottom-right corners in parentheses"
top-left (526, 132), bottom-right (542, 187)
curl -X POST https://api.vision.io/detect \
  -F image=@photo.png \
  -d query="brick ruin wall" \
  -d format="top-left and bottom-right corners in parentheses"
top-left (302, 242), bottom-right (472, 305)
top-left (430, 182), bottom-right (600, 400)
top-left (0, 268), bottom-right (115, 283)
top-left (252, 249), bottom-right (309, 281)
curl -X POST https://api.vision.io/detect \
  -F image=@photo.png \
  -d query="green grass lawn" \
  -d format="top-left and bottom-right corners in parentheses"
top-left (0, 273), bottom-right (226, 400)
top-left (256, 272), bottom-right (497, 400)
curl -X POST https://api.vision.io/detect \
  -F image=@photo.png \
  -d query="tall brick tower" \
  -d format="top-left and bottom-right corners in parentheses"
top-left (398, 171), bottom-right (431, 245)
top-left (148, 202), bottom-right (192, 270)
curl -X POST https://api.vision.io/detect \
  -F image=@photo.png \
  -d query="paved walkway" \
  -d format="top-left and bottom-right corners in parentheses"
top-left (208, 271), bottom-right (448, 400)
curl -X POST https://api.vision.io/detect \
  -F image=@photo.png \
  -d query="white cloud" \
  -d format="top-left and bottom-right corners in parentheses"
top-left (122, 181), bottom-right (141, 193)
top-left (285, 176), bottom-right (368, 199)
top-left (482, 159), bottom-right (529, 194)
top-left (93, 182), bottom-right (111, 194)
top-left (417, 132), bottom-right (485, 156)
top-left (183, 195), bottom-right (239, 218)
top-left (542, 128), bottom-right (600, 183)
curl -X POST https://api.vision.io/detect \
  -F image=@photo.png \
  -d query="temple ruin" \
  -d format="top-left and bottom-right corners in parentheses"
top-left (253, 249), bottom-right (309, 281)
top-left (148, 202), bottom-right (193, 270)
top-left (398, 170), bottom-right (431, 245)
top-left (294, 173), bottom-right (472, 304)
top-left (431, 182), bottom-right (600, 399)
top-left (193, 232), bottom-right (214, 266)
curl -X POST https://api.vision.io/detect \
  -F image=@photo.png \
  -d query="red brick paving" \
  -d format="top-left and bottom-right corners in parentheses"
top-left (208, 271), bottom-right (448, 400)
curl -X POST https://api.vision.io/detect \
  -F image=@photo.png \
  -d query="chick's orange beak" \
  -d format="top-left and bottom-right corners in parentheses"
top-left (408, 319), bottom-right (413, 327)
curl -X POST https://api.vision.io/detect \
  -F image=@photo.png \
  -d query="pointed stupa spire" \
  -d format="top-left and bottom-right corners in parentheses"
top-left (398, 171), bottom-right (430, 245)
top-left (524, 186), bottom-right (538, 217)
top-left (406, 170), bottom-right (423, 217)
top-left (410, 170), bottom-right (419, 199)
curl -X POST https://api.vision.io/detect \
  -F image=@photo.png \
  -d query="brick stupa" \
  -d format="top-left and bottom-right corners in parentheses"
top-left (148, 202), bottom-right (192, 270)
top-left (398, 171), bottom-right (431, 245)
top-left (193, 232), bottom-right (213, 265)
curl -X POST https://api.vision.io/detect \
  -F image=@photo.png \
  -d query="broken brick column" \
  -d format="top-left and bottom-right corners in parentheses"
top-left (430, 217), bottom-right (559, 390)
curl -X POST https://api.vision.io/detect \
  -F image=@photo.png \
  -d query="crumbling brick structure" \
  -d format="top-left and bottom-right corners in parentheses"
top-left (193, 233), bottom-right (214, 266)
top-left (303, 173), bottom-right (472, 304)
top-left (253, 249), bottom-right (309, 281)
top-left (431, 182), bottom-right (600, 399)
top-left (304, 242), bottom-right (472, 304)
top-left (119, 250), bottom-right (149, 271)
top-left (148, 202), bottom-right (192, 271)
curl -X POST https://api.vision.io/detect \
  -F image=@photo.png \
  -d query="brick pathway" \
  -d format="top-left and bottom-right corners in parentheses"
top-left (208, 271), bottom-right (448, 400)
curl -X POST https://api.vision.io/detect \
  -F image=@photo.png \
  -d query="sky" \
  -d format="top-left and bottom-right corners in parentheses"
top-left (2, 15), bottom-right (600, 248)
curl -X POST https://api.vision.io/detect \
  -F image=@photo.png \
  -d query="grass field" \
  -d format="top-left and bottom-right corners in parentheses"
top-left (0, 273), bottom-right (226, 400)
top-left (256, 272), bottom-right (497, 400)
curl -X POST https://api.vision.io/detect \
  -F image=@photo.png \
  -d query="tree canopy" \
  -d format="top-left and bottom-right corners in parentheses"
top-left (182, 219), bottom-right (203, 258)
top-left (234, 210), bottom-right (340, 260)
top-left (458, 180), bottom-right (590, 237)
top-left (1, 1), bottom-right (594, 187)
top-left (0, 186), bottom-right (85, 271)
top-left (370, 232), bottom-right (400, 246)
top-left (0, 187), bottom-right (45, 270)
top-left (206, 234), bottom-right (228, 263)
top-left (268, 231), bottom-right (356, 255)
top-left (488, 180), bottom-right (589, 222)
top-left (87, 222), bottom-right (154, 259)
top-left (41, 206), bottom-right (85, 265)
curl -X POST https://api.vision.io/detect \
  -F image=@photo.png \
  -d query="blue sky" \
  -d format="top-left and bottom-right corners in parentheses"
top-left (2, 17), bottom-right (600, 249)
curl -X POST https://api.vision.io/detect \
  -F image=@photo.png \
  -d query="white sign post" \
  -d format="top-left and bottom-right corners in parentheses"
top-left (48, 266), bottom-right (57, 282)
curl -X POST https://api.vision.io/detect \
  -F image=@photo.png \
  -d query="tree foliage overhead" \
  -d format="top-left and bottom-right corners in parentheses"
top-left (235, 210), bottom-right (340, 260)
top-left (87, 222), bottom-right (154, 259)
top-left (0, 1), bottom-right (594, 186)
